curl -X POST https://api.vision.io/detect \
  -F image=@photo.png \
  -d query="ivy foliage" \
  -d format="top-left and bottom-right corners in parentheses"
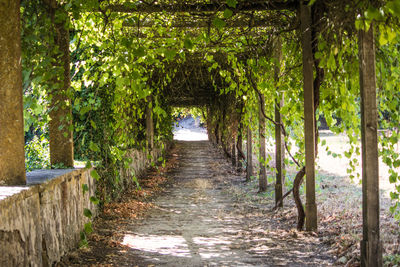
top-left (20, 0), bottom-right (400, 227)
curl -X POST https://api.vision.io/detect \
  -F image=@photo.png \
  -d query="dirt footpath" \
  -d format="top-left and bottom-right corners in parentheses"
top-left (60, 141), bottom-right (335, 266)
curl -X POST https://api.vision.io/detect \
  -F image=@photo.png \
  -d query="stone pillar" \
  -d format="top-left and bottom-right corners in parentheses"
top-left (301, 2), bottom-right (317, 231)
top-left (246, 122), bottom-right (253, 182)
top-left (0, 1), bottom-right (26, 185)
top-left (359, 24), bottom-right (382, 267)
top-left (259, 95), bottom-right (267, 192)
top-left (146, 96), bottom-right (154, 150)
top-left (48, 2), bottom-right (74, 167)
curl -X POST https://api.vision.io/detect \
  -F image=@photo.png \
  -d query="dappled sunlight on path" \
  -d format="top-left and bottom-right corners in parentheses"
top-left (60, 141), bottom-right (334, 266)
top-left (113, 141), bottom-right (333, 266)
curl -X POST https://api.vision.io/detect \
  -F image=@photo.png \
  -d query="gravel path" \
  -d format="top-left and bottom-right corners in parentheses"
top-left (61, 141), bottom-right (334, 266)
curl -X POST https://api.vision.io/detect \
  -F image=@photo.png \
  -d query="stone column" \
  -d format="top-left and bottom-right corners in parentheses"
top-left (0, 1), bottom-right (26, 185)
top-left (359, 24), bottom-right (382, 267)
top-left (301, 2), bottom-right (317, 231)
top-left (48, 2), bottom-right (74, 167)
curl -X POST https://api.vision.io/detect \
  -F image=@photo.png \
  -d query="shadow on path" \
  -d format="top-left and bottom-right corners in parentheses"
top-left (60, 141), bottom-right (334, 267)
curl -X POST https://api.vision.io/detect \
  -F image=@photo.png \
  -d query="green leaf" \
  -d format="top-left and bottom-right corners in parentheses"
top-left (89, 141), bottom-right (99, 152)
top-left (390, 191), bottom-right (399, 200)
top-left (390, 135), bottom-right (399, 145)
top-left (212, 17), bottom-right (226, 29)
top-left (389, 173), bottom-right (397, 183)
top-left (308, 0), bottom-right (317, 6)
top-left (79, 231), bottom-right (88, 248)
top-left (133, 47), bottom-right (145, 57)
top-left (82, 184), bottom-right (89, 194)
top-left (184, 38), bottom-right (193, 49)
top-left (90, 196), bottom-right (99, 205)
top-left (364, 6), bottom-right (384, 21)
top-left (85, 161), bottom-right (93, 169)
top-left (379, 30), bottom-right (389, 46)
top-left (83, 208), bottom-right (92, 218)
top-left (393, 160), bottom-right (400, 168)
top-left (327, 52), bottom-right (337, 70)
top-left (227, 0), bottom-right (237, 8)
top-left (387, 0), bottom-right (400, 17)
top-left (314, 51), bottom-right (323, 60)
top-left (223, 9), bottom-right (233, 19)
top-left (90, 169), bottom-right (100, 181)
top-left (90, 120), bottom-right (97, 129)
top-left (164, 48), bottom-right (177, 60)
top-left (84, 222), bottom-right (93, 234)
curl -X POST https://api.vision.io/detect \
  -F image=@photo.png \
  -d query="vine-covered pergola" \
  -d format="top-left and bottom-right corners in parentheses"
top-left (1, 0), bottom-right (399, 266)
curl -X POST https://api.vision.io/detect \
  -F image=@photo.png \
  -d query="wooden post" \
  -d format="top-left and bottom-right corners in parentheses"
top-left (246, 122), bottom-right (253, 182)
top-left (231, 136), bottom-right (236, 167)
top-left (259, 95), bottom-right (267, 191)
top-left (48, 2), bottom-right (74, 167)
top-left (237, 131), bottom-right (243, 171)
top-left (0, 1), bottom-right (26, 185)
top-left (274, 38), bottom-right (285, 207)
top-left (146, 95), bottom-right (154, 150)
top-left (301, 2), bottom-right (317, 231)
top-left (275, 96), bottom-right (285, 206)
top-left (359, 24), bottom-right (382, 267)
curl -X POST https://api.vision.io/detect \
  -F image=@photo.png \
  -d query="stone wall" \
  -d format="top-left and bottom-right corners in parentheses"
top-left (0, 146), bottom-right (165, 266)
top-left (0, 169), bottom-right (95, 266)
top-left (120, 148), bottom-right (164, 190)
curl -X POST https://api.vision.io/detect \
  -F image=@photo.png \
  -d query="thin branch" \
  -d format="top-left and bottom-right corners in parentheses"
top-left (272, 188), bottom-right (293, 210)
top-left (246, 67), bottom-right (301, 167)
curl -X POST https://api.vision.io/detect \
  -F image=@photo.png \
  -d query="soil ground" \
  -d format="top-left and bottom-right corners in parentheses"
top-left (59, 141), bottom-right (335, 266)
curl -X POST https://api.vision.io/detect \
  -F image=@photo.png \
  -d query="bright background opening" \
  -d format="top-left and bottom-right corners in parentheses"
top-left (172, 108), bottom-right (208, 141)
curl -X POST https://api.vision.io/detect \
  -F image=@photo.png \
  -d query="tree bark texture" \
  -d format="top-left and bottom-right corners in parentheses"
top-left (359, 24), bottom-right (382, 267)
top-left (0, 0), bottom-right (26, 185)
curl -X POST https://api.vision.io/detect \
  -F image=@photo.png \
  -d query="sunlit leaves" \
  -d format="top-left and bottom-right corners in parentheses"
top-left (90, 169), bottom-right (100, 181)
top-left (386, 0), bottom-right (400, 17)
top-left (364, 6), bottom-right (385, 21)
top-left (20, 0), bottom-right (400, 226)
